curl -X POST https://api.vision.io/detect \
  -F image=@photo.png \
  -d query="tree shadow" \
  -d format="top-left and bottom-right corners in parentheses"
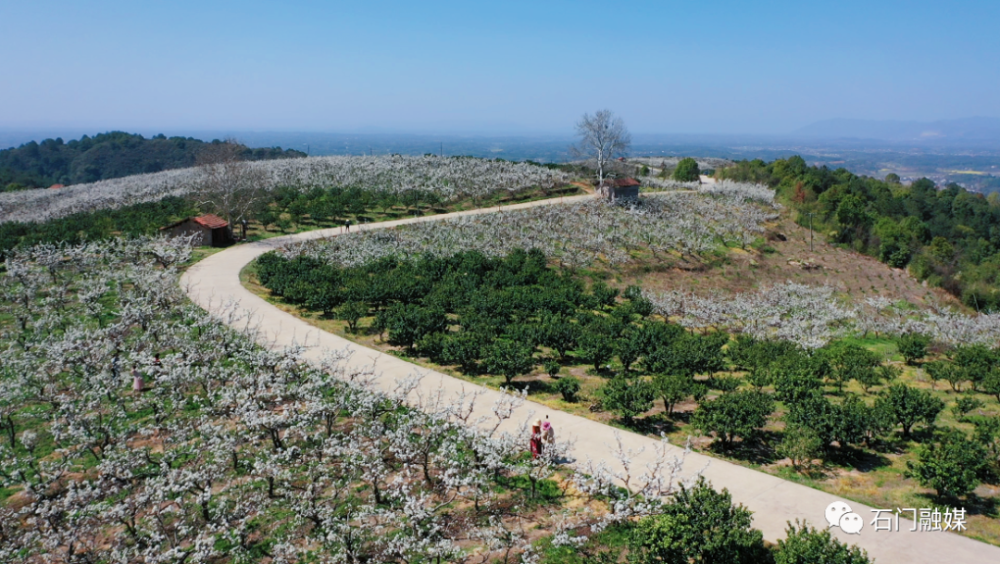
top-left (619, 413), bottom-right (676, 436)
top-left (706, 431), bottom-right (781, 465)
top-left (667, 411), bottom-right (694, 425)
top-left (512, 379), bottom-right (557, 396)
top-left (823, 445), bottom-right (891, 472)
top-left (913, 491), bottom-right (998, 518)
top-left (901, 426), bottom-right (937, 444)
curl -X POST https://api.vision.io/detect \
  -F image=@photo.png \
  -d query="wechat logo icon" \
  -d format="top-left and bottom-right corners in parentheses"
top-left (826, 501), bottom-right (864, 535)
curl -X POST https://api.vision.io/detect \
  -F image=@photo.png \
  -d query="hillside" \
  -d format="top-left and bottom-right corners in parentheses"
top-left (718, 156), bottom-right (1000, 311)
top-left (0, 131), bottom-right (306, 190)
top-left (626, 214), bottom-right (958, 309)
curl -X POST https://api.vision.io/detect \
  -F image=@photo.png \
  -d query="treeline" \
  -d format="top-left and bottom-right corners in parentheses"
top-left (0, 196), bottom-right (197, 259)
top-left (718, 157), bottom-right (1000, 310)
top-left (0, 131), bottom-right (306, 190)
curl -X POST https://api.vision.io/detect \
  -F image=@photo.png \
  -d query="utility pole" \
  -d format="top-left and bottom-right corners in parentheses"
top-left (440, 142), bottom-right (443, 158)
top-left (806, 212), bottom-right (815, 253)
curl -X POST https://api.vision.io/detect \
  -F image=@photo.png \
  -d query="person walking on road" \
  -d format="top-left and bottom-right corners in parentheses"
top-left (530, 420), bottom-right (543, 459)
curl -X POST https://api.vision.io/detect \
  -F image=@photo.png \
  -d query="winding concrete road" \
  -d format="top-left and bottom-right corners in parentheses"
top-left (181, 195), bottom-right (998, 563)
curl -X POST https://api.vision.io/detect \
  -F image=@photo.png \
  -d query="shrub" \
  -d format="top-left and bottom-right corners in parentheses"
top-left (630, 477), bottom-right (767, 564)
top-left (774, 520), bottom-right (871, 564)
top-left (554, 376), bottom-right (581, 402)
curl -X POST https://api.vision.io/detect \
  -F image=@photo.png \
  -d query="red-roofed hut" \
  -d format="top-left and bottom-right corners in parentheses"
top-left (160, 214), bottom-right (234, 247)
top-left (597, 177), bottom-right (640, 201)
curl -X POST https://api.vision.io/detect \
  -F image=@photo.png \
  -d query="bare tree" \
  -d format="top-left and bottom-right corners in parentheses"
top-left (195, 139), bottom-right (267, 237)
top-left (571, 110), bottom-right (631, 187)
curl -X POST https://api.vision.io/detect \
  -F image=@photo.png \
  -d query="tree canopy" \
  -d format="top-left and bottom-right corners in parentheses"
top-left (0, 131), bottom-right (305, 189)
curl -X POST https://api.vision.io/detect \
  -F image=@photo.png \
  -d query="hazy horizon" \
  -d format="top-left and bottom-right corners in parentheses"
top-left (3, 1), bottom-right (999, 136)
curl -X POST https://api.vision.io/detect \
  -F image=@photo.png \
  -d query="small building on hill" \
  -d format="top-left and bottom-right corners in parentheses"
top-left (597, 177), bottom-right (640, 201)
top-left (160, 214), bottom-right (233, 247)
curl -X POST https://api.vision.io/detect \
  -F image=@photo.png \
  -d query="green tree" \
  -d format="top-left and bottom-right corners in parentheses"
top-left (381, 304), bottom-right (448, 351)
top-left (983, 369), bottom-right (1000, 403)
top-left (777, 426), bottom-right (822, 471)
top-left (692, 391), bottom-right (774, 449)
top-left (876, 384), bottom-right (944, 438)
top-left (646, 332), bottom-right (727, 377)
top-left (856, 363), bottom-right (899, 394)
top-left (952, 344), bottom-right (997, 391)
top-left (614, 327), bottom-right (646, 374)
top-left (925, 360), bottom-right (966, 392)
top-left (442, 332), bottom-right (484, 373)
top-left (652, 372), bottom-right (704, 417)
top-left (826, 343), bottom-right (881, 394)
top-left (336, 301), bottom-right (368, 333)
top-left (597, 375), bottom-right (654, 423)
top-left (484, 340), bottom-right (536, 386)
top-left (897, 333), bottom-right (930, 365)
top-left (972, 416), bottom-right (1000, 470)
top-left (629, 477), bottom-right (767, 564)
top-left (590, 281), bottom-right (619, 308)
top-left (772, 354), bottom-right (826, 404)
top-left (672, 157), bottom-right (701, 182)
top-left (906, 430), bottom-right (990, 498)
top-left (774, 520), bottom-right (871, 564)
top-left (579, 330), bottom-right (615, 371)
top-left (537, 315), bottom-right (579, 360)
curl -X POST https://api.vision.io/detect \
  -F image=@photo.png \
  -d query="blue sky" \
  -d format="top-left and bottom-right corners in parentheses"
top-left (1, 0), bottom-right (998, 135)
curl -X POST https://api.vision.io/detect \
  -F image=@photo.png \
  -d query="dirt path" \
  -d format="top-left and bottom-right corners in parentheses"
top-left (181, 194), bottom-right (998, 563)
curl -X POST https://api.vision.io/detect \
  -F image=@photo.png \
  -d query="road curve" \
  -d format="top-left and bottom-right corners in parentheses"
top-left (181, 194), bottom-right (997, 564)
